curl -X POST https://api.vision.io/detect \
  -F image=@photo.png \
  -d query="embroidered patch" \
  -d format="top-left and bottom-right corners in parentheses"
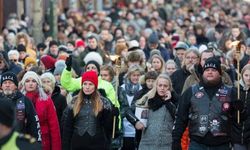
top-left (195, 92), bottom-right (204, 98)
top-left (199, 125), bottom-right (207, 133)
top-left (218, 89), bottom-right (228, 95)
top-left (222, 102), bottom-right (230, 111)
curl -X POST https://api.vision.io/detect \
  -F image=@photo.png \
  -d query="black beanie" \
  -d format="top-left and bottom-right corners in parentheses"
top-left (17, 44), bottom-right (26, 52)
top-left (0, 97), bottom-right (15, 127)
top-left (49, 40), bottom-right (58, 47)
top-left (85, 60), bottom-right (100, 75)
top-left (1, 72), bottom-right (18, 87)
top-left (203, 57), bottom-right (222, 75)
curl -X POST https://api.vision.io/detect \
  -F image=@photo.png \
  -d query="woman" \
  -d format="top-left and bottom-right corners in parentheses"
top-left (150, 54), bottom-right (166, 74)
top-left (135, 74), bottom-right (178, 150)
top-left (20, 71), bottom-right (61, 150)
top-left (232, 64), bottom-right (250, 150)
top-left (40, 72), bottom-right (67, 128)
top-left (119, 64), bottom-right (143, 150)
top-left (62, 71), bottom-right (113, 150)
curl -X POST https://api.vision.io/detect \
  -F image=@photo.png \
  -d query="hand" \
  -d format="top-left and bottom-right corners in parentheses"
top-left (163, 91), bottom-right (172, 101)
top-left (65, 55), bottom-right (72, 71)
top-left (135, 121), bottom-right (145, 130)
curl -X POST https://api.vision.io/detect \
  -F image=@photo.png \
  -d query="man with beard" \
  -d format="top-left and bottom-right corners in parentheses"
top-left (0, 72), bottom-right (41, 142)
top-left (172, 57), bottom-right (239, 150)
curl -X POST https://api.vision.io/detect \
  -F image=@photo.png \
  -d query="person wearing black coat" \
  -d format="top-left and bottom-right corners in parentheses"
top-left (62, 71), bottom-right (113, 150)
top-left (0, 72), bottom-right (41, 141)
top-left (231, 64), bottom-right (250, 150)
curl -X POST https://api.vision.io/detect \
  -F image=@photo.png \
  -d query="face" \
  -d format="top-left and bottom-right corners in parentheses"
top-left (24, 77), bottom-right (38, 92)
top-left (9, 55), bottom-right (19, 64)
top-left (184, 52), bottom-right (199, 70)
top-left (130, 71), bottom-right (141, 84)
top-left (243, 70), bottom-right (250, 87)
top-left (156, 78), bottom-right (170, 97)
top-left (82, 81), bottom-right (95, 95)
top-left (41, 78), bottom-right (53, 89)
top-left (166, 64), bottom-right (176, 75)
top-left (25, 63), bottom-right (35, 71)
top-left (149, 43), bottom-right (158, 49)
top-left (231, 28), bottom-right (240, 38)
top-left (100, 70), bottom-right (112, 82)
top-left (88, 38), bottom-right (98, 49)
top-left (19, 38), bottom-right (26, 46)
top-left (203, 68), bottom-right (220, 82)
top-left (175, 49), bottom-right (186, 62)
top-left (50, 45), bottom-right (58, 56)
top-left (86, 64), bottom-right (98, 73)
top-left (146, 79), bottom-right (155, 89)
top-left (152, 57), bottom-right (162, 71)
top-left (1, 80), bottom-right (17, 95)
top-left (0, 59), bottom-right (6, 69)
top-left (200, 52), bottom-right (214, 67)
top-left (19, 51), bottom-right (26, 60)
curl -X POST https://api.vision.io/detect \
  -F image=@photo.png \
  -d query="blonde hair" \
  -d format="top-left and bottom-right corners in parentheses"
top-left (150, 55), bottom-right (166, 73)
top-left (136, 74), bottom-right (172, 107)
top-left (73, 89), bottom-right (103, 117)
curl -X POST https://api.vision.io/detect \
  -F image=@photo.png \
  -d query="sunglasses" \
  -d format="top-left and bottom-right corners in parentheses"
top-left (10, 59), bottom-right (18, 62)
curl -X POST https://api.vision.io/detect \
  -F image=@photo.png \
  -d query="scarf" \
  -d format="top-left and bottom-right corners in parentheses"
top-left (26, 91), bottom-right (40, 107)
top-left (124, 79), bottom-right (140, 96)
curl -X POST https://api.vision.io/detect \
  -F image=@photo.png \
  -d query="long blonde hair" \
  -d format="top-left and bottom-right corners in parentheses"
top-left (73, 89), bottom-right (103, 117)
top-left (136, 73), bottom-right (173, 107)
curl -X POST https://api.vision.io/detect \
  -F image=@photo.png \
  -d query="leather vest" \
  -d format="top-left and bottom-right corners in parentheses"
top-left (189, 84), bottom-right (232, 137)
top-left (73, 99), bottom-right (102, 136)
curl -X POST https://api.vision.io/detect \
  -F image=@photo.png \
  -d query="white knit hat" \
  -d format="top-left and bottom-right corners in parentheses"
top-left (84, 52), bottom-right (103, 66)
top-left (20, 71), bottom-right (47, 100)
top-left (40, 72), bottom-right (56, 85)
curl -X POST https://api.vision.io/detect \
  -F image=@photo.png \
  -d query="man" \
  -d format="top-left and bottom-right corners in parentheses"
top-left (0, 97), bottom-right (41, 149)
top-left (172, 57), bottom-right (239, 150)
top-left (174, 41), bottom-right (189, 69)
top-left (144, 32), bottom-right (170, 61)
top-left (48, 40), bottom-right (59, 59)
top-left (0, 72), bottom-right (41, 141)
top-left (0, 51), bottom-right (22, 75)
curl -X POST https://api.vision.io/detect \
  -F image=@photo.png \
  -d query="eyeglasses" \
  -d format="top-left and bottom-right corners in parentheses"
top-left (185, 56), bottom-right (198, 60)
top-left (10, 59), bottom-right (18, 62)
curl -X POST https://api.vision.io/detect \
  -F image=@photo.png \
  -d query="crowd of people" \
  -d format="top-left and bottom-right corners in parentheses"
top-left (0, 0), bottom-right (250, 150)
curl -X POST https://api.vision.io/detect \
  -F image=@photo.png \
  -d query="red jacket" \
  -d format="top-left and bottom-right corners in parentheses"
top-left (26, 92), bottom-right (61, 150)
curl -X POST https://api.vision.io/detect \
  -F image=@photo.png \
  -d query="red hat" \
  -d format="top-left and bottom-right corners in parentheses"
top-left (40, 55), bottom-right (56, 70)
top-left (75, 39), bottom-right (85, 48)
top-left (81, 71), bottom-right (98, 88)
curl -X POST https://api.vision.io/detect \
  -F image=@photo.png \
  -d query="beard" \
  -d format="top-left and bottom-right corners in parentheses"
top-left (3, 90), bottom-right (14, 96)
top-left (202, 76), bottom-right (222, 87)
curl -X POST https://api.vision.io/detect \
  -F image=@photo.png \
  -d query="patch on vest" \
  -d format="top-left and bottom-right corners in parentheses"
top-left (195, 92), bottom-right (204, 99)
top-left (210, 119), bottom-right (220, 133)
top-left (222, 102), bottom-right (230, 112)
top-left (199, 125), bottom-right (207, 133)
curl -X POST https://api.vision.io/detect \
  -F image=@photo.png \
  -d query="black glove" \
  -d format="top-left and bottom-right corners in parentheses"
top-left (98, 89), bottom-right (107, 98)
top-left (231, 100), bottom-right (244, 112)
top-left (65, 55), bottom-right (72, 71)
top-left (112, 106), bottom-right (119, 116)
top-left (172, 141), bottom-right (182, 150)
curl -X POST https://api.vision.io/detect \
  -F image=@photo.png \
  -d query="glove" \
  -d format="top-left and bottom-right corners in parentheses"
top-left (231, 100), bottom-right (244, 112)
top-left (172, 141), bottom-right (182, 150)
top-left (65, 55), bottom-right (72, 71)
top-left (112, 106), bottom-right (119, 116)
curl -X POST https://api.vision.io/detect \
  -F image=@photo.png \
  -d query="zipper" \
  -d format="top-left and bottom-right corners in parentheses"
top-left (241, 90), bottom-right (248, 144)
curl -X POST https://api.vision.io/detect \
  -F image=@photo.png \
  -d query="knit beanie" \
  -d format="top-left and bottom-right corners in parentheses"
top-left (21, 71), bottom-right (43, 88)
top-left (75, 39), bottom-right (85, 48)
top-left (40, 72), bottom-right (56, 85)
top-left (17, 44), bottom-right (26, 52)
top-left (49, 40), bottom-right (58, 48)
top-left (24, 56), bottom-right (37, 68)
top-left (84, 52), bottom-right (103, 66)
top-left (148, 32), bottom-right (159, 44)
top-left (54, 60), bottom-right (66, 75)
top-left (81, 71), bottom-right (98, 88)
top-left (40, 55), bottom-right (56, 70)
top-left (203, 57), bottom-right (222, 75)
top-left (0, 97), bottom-right (15, 127)
top-left (85, 60), bottom-right (100, 74)
top-left (1, 72), bottom-right (18, 87)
